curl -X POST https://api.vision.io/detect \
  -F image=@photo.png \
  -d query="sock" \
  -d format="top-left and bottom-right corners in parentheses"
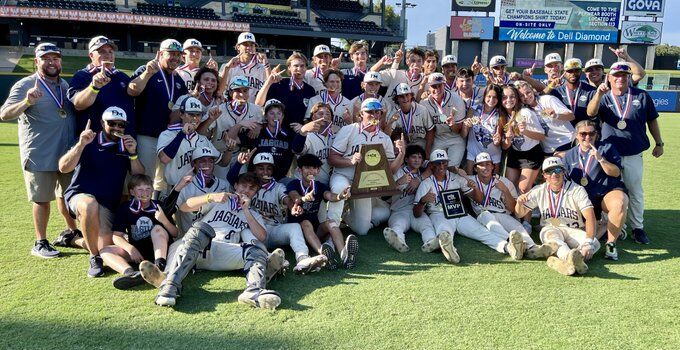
top-left (155, 258), bottom-right (166, 271)
top-left (123, 267), bottom-right (135, 276)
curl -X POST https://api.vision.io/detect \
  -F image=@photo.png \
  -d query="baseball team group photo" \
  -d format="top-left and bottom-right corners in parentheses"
top-left (0, 0), bottom-right (678, 348)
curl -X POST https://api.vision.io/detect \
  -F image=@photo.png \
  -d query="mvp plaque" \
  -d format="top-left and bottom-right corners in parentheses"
top-left (350, 144), bottom-right (400, 199)
top-left (440, 189), bottom-right (467, 219)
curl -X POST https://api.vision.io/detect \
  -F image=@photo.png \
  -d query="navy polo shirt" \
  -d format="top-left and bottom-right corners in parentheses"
top-left (597, 87), bottom-right (658, 156)
top-left (266, 78), bottom-right (316, 125)
top-left (130, 66), bottom-right (188, 138)
top-left (551, 81), bottom-right (595, 126)
top-left (68, 66), bottom-right (135, 135)
top-left (64, 134), bottom-right (131, 212)
top-left (286, 179), bottom-right (329, 219)
top-left (564, 142), bottom-right (626, 198)
top-left (341, 68), bottom-right (364, 100)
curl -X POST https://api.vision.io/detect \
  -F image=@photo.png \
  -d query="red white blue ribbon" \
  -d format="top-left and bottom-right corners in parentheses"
top-left (37, 75), bottom-right (64, 109)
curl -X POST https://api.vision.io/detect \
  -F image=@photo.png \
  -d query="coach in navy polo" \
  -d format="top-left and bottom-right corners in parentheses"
top-left (60, 107), bottom-right (145, 277)
top-left (550, 58), bottom-right (595, 126)
top-left (128, 39), bottom-right (188, 193)
top-left (68, 36), bottom-right (135, 135)
top-left (586, 62), bottom-right (664, 244)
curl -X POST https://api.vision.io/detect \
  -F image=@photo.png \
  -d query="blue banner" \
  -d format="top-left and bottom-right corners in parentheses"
top-left (647, 90), bottom-right (679, 112)
top-left (499, 28), bottom-right (618, 43)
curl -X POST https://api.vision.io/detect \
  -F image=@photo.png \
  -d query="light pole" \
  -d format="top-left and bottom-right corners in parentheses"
top-left (396, 2), bottom-right (417, 38)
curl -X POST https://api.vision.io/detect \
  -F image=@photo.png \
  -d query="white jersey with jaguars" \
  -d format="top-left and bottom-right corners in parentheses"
top-left (157, 130), bottom-right (219, 186)
top-left (177, 176), bottom-right (229, 234)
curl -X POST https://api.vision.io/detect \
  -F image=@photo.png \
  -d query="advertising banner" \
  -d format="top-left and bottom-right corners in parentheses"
top-left (647, 90), bottom-right (679, 112)
top-left (622, 0), bottom-right (665, 17)
top-left (621, 21), bottom-right (663, 45)
top-left (499, 0), bottom-right (619, 43)
top-left (450, 16), bottom-right (494, 40)
top-left (451, 0), bottom-right (496, 12)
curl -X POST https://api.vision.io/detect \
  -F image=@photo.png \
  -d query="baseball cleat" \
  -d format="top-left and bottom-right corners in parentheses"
top-left (238, 289), bottom-right (281, 310)
top-left (88, 255), bottom-right (104, 278)
top-left (524, 244), bottom-right (554, 259)
top-left (547, 256), bottom-right (576, 276)
top-left (266, 248), bottom-right (288, 282)
top-left (383, 227), bottom-right (409, 253)
top-left (31, 239), bottom-right (60, 259)
top-left (438, 231), bottom-right (460, 264)
top-left (567, 249), bottom-right (588, 275)
top-left (52, 229), bottom-right (81, 248)
top-left (321, 243), bottom-right (337, 270)
top-left (155, 282), bottom-right (181, 307)
top-left (506, 230), bottom-right (526, 260)
top-left (139, 260), bottom-right (166, 288)
top-left (293, 255), bottom-right (327, 275)
top-left (632, 228), bottom-right (650, 244)
top-left (604, 242), bottom-right (619, 261)
top-left (421, 237), bottom-right (439, 253)
top-left (341, 234), bottom-right (359, 269)
top-left (112, 271), bottom-right (145, 290)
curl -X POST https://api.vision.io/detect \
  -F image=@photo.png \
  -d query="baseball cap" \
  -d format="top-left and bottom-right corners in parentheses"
top-left (229, 75), bottom-right (250, 90)
top-left (542, 157), bottom-right (565, 171)
top-left (489, 55), bottom-right (507, 68)
top-left (427, 72), bottom-right (446, 85)
top-left (35, 43), bottom-right (61, 58)
top-left (441, 55), bottom-right (457, 66)
top-left (253, 152), bottom-right (274, 165)
top-left (430, 149), bottom-right (449, 163)
top-left (609, 62), bottom-right (632, 75)
top-left (395, 83), bottom-right (412, 96)
top-left (361, 98), bottom-right (382, 111)
top-left (264, 98), bottom-right (285, 113)
top-left (544, 53), bottom-right (563, 66)
top-left (192, 146), bottom-right (219, 161)
top-left (564, 58), bottom-right (582, 71)
top-left (474, 152), bottom-right (492, 165)
top-left (183, 38), bottom-right (202, 51)
top-left (159, 39), bottom-right (183, 52)
top-left (237, 32), bottom-right (256, 46)
top-left (584, 58), bottom-right (604, 71)
top-left (102, 106), bottom-right (127, 122)
top-left (313, 44), bottom-right (331, 57)
top-left (88, 36), bottom-right (117, 53)
top-left (363, 71), bottom-right (382, 83)
top-left (181, 97), bottom-right (203, 114)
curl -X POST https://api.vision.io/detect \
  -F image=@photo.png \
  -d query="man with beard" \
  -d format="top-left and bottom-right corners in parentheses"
top-left (584, 47), bottom-right (646, 87)
top-left (440, 55), bottom-right (458, 93)
top-left (550, 58), bottom-right (596, 126)
top-left (1, 43), bottom-right (78, 258)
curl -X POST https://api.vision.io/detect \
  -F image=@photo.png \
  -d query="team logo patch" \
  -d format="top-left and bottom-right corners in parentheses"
top-left (579, 95), bottom-right (588, 102)
top-left (303, 98), bottom-right (309, 107)
top-left (632, 99), bottom-right (641, 107)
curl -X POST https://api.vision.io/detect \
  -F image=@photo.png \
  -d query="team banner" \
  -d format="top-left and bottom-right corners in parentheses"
top-left (621, 21), bottom-right (663, 45)
top-left (451, 0), bottom-right (496, 12)
top-left (450, 16), bottom-right (494, 40)
top-left (622, 0), bottom-right (665, 17)
top-left (498, 0), bottom-right (619, 43)
top-left (0, 6), bottom-right (249, 32)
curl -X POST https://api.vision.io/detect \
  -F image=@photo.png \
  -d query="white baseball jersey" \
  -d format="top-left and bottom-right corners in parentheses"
top-left (304, 92), bottom-right (352, 133)
top-left (469, 175), bottom-right (518, 215)
top-left (379, 69), bottom-right (424, 101)
top-left (523, 181), bottom-right (593, 229)
top-left (390, 166), bottom-right (421, 211)
top-left (330, 123), bottom-right (395, 181)
top-left (419, 92), bottom-right (466, 149)
top-left (251, 181), bottom-right (289, 226)
top-left (456, 86), bottom-right (484, 112)
top-left (414, 172), bottom-right (472, 215)
top-left (157, 131), bottom-right (219, 186)
top-left (207, 102), bottom-right (263, 152)
top-left (222, 57), bottom-right (268, 103)
top-left (177, 176), bottom-right (229, 234)
top-left (176, 65), bottom-right (199, 92)
top-left (200, 200), bottom-right (266, 243)
top-left (388, 102), bottom-right (433, 149)
top-left (297, 132), bottom-right (333, 184)
top-left (534, 94), bottom-right (574, 153)
top-left (304, 68), bottom-right (327, 94)
top-left (466, 107), bottom-right (502, 163)
top-left (510, 107), bottom-right (546, 151)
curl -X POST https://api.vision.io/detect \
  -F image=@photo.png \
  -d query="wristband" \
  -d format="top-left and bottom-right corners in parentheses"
top-left (206, 193), bottom-right (212, 203)
top-left (128, 154), bottom-right (138, 160)
top-left (89, 84), bottom-right (100, 93)
top-left (24, 98), bottom-right (32, 106)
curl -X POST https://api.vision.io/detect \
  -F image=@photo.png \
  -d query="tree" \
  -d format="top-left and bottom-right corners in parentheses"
top-left (655, 44), bottom-right (680, 57)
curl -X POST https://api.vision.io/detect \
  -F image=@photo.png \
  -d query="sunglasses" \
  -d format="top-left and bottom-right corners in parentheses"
top-left (492, 66), bottom-right (506, 70)
top-left (107, 121), bottom-right (126, 128)
top-left (578, 131), bottom-right (596, 137)
top-left (545, 167), bottom-right (564, 175)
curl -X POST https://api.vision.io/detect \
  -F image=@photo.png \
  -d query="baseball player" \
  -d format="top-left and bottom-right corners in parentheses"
top-left (584, 58), bottom-right (606, 88)
top-left (515, 157), bottom-right (599, 276)
top-left (467, 152), bottom-right (555, 260)
top-left (327, 98), bottom-right (403, 235)
top-left (219, 32), bottom-right (270, 102)
top-left (482, 55), bottom-right (511, 85)
top-left (341, 40), bottom-right (370, 100)
top-left (370, 45), bottom-right (426, 105)
top-left (454, 67), bottom-right (484, 117)
top-left (304, 69), bottom-right (352, 133)
top-left (383, 145), bottom-right (437, 253)
top-left (541, 53), bottom-right (564, 88)
top-left (153, 173), bottom-right (286, 309)
top-left (384, 82), bottom-right (433, 150)
top-left (550, 58), bottom-right (596, 126)
top-left (287, 154), bottom-right (358, 269)
top-left (440, 55), bottom-right (458, 93)
top-left (305, 44), bottom-right (341, 94)
top-left (414, 150), bottom-right (525, 263)
top-left (292, 102), bottom-right (334, 184)
top-left (157, 97), bottom-right (228, 198)
top-left (176, 39), bottom-right (218, 92)
top-left (228, 152), bottom-right (328, 274)
top-left (462, 84), bottom-right (504, 175)
top-left (349, 71), bottom-right (386, 118)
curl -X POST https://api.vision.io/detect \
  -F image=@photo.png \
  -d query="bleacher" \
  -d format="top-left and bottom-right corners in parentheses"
top-left (233, 13), bottom-right (312, 31)
top-left (269, 9), bottom-right (298, 17)
top-left (300, 0), bottom-right (363, 13)
top-left (316, 17), bottom-right (391, 35)
top-left (229, 0), bottom-right (290, 5)
top-left (133, 3), bottom-right (220, 20)
top-left (17, 0), bottom-right (118, 12)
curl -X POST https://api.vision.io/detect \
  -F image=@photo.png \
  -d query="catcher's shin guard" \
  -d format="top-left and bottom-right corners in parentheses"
top-left (242, 239), bottom-right (269, 290)
top-left (155, 222), bottom-right (215, 306)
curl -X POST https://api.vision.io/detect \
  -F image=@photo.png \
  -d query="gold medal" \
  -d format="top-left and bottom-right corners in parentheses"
top-left (540, 110), bottom-right (551, 118)
top-left (580, 177), bottom-right (588, 186)
top-left (167, 101), bottom-right (174, 109)
top-left (549, 218), bottom-right (561, 227)
top-left (617, 120), bottom-right (626, 129)
top-left (470, 116), bottom-right (480, 125)
top-left (58, 108), bottom-right (67, 118)
top-left (439, 113), bottom-right (447, 123)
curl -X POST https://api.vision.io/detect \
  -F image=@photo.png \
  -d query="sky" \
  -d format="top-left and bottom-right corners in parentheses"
top-left (386, 0), bottom-right (680, 47)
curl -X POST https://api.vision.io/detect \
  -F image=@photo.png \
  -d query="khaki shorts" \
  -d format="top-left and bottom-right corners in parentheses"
top-left (23, 170), bottom-right (72, 203)
top-left (67, 193), bottom-right (114, 235)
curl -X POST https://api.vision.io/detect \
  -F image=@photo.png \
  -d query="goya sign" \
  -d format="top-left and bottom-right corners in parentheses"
top-left (623, 0), bottom-right (665, 17)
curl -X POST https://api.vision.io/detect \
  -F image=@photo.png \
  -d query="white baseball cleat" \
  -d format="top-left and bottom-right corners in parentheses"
top-left (567, 248), bottom-right (588, 275)
top-left (383, 227), bottom-right (409, 253)
top-left (506, 230), bottom-right (526, 260)
top-left (547, 256), bottom-right (576, 276)
top-left (438, 231), bottom-right (459, 264)
top-left (266, 248), bottom-right (288, 282)
top-left (293, 255), bottom-right (327, 275)
top-left (524, 244), bottom-right (554, 259)
top-left (238, 289), bottom-right (281, 310)
top-left (421, 237), bottom-right (440, 253)
top-left (139, 260), bottom-right (167, 289)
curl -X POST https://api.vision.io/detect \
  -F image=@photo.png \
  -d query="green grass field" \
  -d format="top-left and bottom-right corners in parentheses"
top-left (0, 116), bottom-right (679, 349)
top-left (13, 55), bottom-right (149, 76)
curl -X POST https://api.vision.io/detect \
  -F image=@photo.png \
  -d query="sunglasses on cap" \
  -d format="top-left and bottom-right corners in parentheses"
top-left (37, 44), bottom-right (60, 52)
top-left (92, 37), bottom-right (112, 46)
top-left (544, 167), bottom-right (564, 175)
top-left (363, 101), bottom-right (382, 111)
top-left (107, 121), bottom-right (126, 128)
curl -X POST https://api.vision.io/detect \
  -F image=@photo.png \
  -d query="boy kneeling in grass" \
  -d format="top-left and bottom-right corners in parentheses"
top-left (101, 174), bottom-right (177, 289)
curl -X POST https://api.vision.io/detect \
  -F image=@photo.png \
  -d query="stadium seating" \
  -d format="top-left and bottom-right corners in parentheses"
top-left (299, 0), bottom-right (363, 13)
top-left (230, 0), bottom-right (290, 5)
top-left (133, 3), bottom-right (220, 20)
top-left (269, 9), bottom-right (298, 17)
top-left (316, 17), bottom-right (391, 35)
top-left (17, 0), bottom-right (118, 12)
top-left (233, 13), bottom-right (312, 31)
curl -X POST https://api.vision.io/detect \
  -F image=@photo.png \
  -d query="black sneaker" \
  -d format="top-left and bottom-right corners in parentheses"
top-left (31, 239), bottom-right (60, 258)
top-left (321, 243), bottom-right (337, 270)
top-left (604, 242), bottom-right (619, 261)
top-left (88, 255), bottom-right (104, 278)
top-left (53, 229), bottom-right (81, 247)
top-left (341, 234), bottom-right (359, 269)
top-left (632, 228), bottom-right (650, 244)
top-left (112, 271), bottom-right (145, 290)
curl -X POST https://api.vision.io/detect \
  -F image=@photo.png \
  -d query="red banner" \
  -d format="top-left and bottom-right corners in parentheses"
top-left (0, 6), bottom-right (249, 32)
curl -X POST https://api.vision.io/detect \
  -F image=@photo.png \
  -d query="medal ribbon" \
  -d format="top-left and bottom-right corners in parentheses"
top-left (548, 185), bottom-right (565, 219)
top-left (230, 100), bottom-right (248, 116)
top-left (399, 104), bottom-right (414, 135)
top-left (353, 66), bottom-right (366, 76)
top-left (37, 75), bottom-right (64, 109)
top-left (480, 108), bottom-right (498, 127)
top-left (430, 173), bottom-right (449, 204)
top-left (159, 70), bottom-right (175, 105)
top-left (610, 91), bottom-right (632, 123)
top-left (229, 196), bottom-right (241, 211)
top-left (87, 64), bottom-right (118, 75)
top-left (167, 123), bottom-right (196, 140)
top-left (578, 148), bottom-right (595, 179)
top-left (266, 120), bottom-right (287, 138)
top-left (129, 198), bottom-right (157, 214)
top-left (403, 166), bottom-right (419, 179)
top-left (262, 180), bottom-right (276, 192)
top-left (98, 132), bottom-right (125, 152)
top-left (322, 90), bottom-right (341, 106)
top-left (475, 175), bottom-right (495, 208)
top-left (199, 86), bottom-right (213, 104)
top-left (406, 69), bottom-right (421, 83)
top-left (289, 78), bottom-right (304, 91)
top-left (321, 123), bottom-right (333, 137)
top-left (564, 85), bottom-right (580, 112)
top-left (300, 179), bottom-right (316, 196)
top-left (240, 54), bottom-right (257, 73)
